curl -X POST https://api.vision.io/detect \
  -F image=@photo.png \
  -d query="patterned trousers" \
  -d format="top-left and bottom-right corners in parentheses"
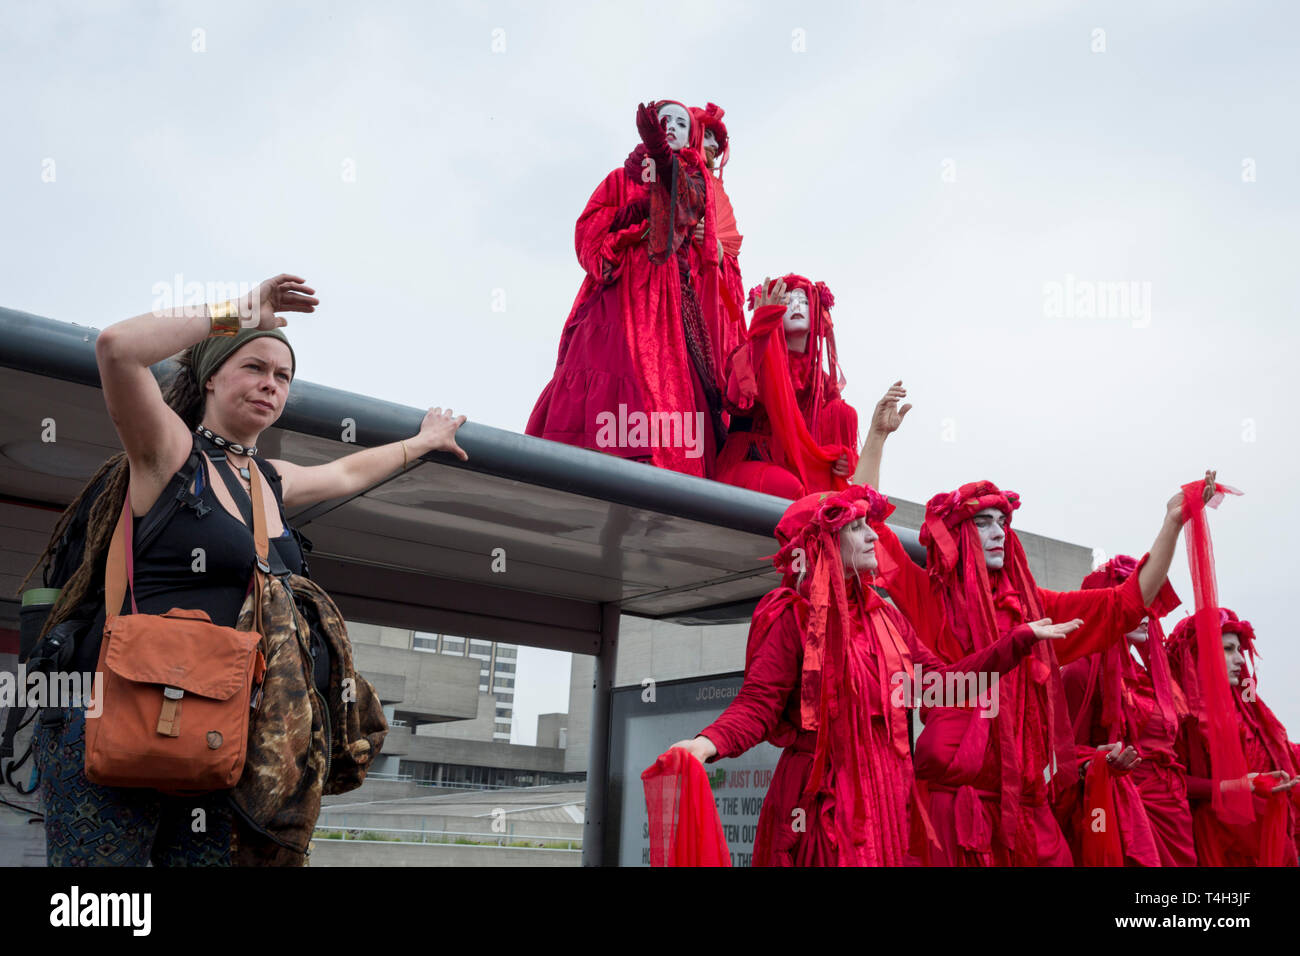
top-left (34, 706), bottom-right (234, 866)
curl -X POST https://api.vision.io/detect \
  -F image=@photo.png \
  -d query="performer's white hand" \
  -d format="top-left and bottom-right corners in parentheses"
top-left (869, 380), bottom-right (912, 440)
top-left (754, 277), bottom-right (787, 310)
top-left (1026, 617), bottom-right (1083, 641)
top-left (671, 737), bottom-right (717, 764)
top-left (1097, 741), bottom-right (1141, 773)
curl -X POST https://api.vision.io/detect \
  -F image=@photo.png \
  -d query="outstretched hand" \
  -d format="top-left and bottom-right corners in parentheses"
top-left (869, 380), bottom-right (912, 439)
top-left (417, 407), bottom-right (469, 461)
top-left (1026, 617), bottom-right (1083, 641)
top-left (243, 274), bottom-right (318, 330)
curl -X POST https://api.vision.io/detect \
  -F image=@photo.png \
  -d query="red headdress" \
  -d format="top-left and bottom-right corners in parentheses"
top-left (738, 274), bottom-right (850, 492)
top-left (689, 102), bottom-right (730, 174)
top-left (916, 480), bottom-right (1078, 851)
top-left (751, 485), bottom-right (913, 844)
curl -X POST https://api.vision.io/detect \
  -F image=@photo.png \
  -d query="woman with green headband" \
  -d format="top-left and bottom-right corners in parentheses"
top-left (28, 273), bottom-right (467, 866)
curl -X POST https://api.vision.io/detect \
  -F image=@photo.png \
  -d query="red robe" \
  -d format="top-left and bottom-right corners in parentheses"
top-left (716, 303), bottom-right (859, 498)
top-left (874, 525), bottom-right (1148, 865)
top-left (1061, 642), bottom-right (1198, 866)
top-left (527, 158), bottom-right (716, 477)
top-left (697, 578), bottom-right (1036, 866)
top-left (1180, 688), bottom-right (1300, 866)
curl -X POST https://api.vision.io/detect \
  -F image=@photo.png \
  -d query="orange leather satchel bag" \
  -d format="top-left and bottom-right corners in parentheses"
top-left (84, 475), bottom-right (269, 791)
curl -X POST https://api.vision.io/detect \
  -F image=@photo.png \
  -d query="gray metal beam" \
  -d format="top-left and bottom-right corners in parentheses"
top-left (0, 306), bottom-right (926, 560)
top-left (581, 602), bottom-right (620, 866)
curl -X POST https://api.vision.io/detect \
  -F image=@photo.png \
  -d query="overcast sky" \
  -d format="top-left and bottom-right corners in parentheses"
top-left (3, 0), bottom-right (1297, 742)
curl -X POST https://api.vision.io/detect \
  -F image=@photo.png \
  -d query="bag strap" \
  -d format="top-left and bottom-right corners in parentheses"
top-left (201, 441), bottom-right (291, 577)
top-left (105, 462), bottom-right (270, 621)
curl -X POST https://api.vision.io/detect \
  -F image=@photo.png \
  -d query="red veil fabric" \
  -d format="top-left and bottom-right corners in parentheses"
top-left (526, 101), bottom-right (717, 477)
top-left (1175, 478), bottom-right (1252, 825)
top-left (716, 275), bottom-right (857, 496)
top-left (1167, 609), bottom-right (1300, 866)
top-left (642, 747), bottom-right (731, 866)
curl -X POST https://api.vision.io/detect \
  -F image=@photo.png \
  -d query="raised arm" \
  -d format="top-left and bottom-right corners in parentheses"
top-left (1137, 470), bottom-right (1216, 607)
top-left (95, 274), bottom-right (316, 507)
top-left (851, 380), bottom-right (910, 490)
top-left (268, 406), bottom-right (467, 510)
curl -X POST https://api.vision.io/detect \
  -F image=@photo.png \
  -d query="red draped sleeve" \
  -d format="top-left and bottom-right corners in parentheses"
top-left (697, 599), bottom-right (801, 760)
top-left (1038, 553), bottom-right (1151, 665)
top-left (574, 170), bottom-right (644, 284)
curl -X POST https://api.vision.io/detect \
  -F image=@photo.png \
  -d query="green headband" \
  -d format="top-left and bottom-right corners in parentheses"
top-left (191, 328), bottom-right (296, 390)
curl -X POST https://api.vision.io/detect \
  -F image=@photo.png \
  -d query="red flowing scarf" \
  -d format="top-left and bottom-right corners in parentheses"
top-left (742, 276), bottom-right (851, 492)
top-left (642, 747), bottom-right (732, 866)
top-left (1179, 478), bottom-right (1251, 825)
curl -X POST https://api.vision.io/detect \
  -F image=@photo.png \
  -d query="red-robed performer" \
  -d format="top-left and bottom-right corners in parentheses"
top-left (687, 102), bottom-right (747, 395)
top-left (1167, 610), bottom-right (1300, 866)
top-left (527, 101), bottom-right (726, 477)
top-left (666, 389), bottom-right (1078, 866)
top-left (1059, 555), bottom-right (1197, 866)
top-left (861, 388), bottom-right (1195, 865)
top-left (715, 277), bottom-right (860, 498)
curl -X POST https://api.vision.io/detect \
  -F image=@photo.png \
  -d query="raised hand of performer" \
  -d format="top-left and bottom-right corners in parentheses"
top-left (1138, 468), bottom-right (1217, 607)
top-left (852, 380), bottom-right (911, 489)
top-left (636, 102), bottom-right (672, 168)
top-left (752, 276), bottom-right (787, 311)
top-left (671, 735), bottom-right (718, 765)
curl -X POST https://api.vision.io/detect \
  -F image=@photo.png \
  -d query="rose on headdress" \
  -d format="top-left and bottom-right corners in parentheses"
top-left (815, 281), bottom-right (834, 310)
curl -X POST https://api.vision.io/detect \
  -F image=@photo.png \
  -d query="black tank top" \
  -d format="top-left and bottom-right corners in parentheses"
top-left (71, 451), bottom-right (305, 674)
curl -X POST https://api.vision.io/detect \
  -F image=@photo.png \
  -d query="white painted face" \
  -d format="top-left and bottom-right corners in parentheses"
top-left (657, 103), bottom-right (690, 151)
top-left (1125, 616), bottom-right (1149, 644)
top-left (703, 128), bottom-right (718, 156)
top-left (782, 289), bottom-right (810, 335)
top-left (839, 517), bottom-right (878, 576)
top-left (1223, 633), bottom-right (1245, 687)
top-left (971, 507), bottom-right (1008, 570)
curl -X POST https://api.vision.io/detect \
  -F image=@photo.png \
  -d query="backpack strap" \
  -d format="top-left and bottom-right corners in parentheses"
top-left (135, 435), bottom-right (209, 555)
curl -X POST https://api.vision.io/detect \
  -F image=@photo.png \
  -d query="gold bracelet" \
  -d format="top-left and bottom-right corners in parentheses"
top-left (208, 300), bottom-right (241, 337)
top-left (400, 440), bottom-right (409, 470)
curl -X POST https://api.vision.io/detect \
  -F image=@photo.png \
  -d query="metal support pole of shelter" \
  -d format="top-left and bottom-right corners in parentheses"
top-left (581, 602), bottom-right (620, 866)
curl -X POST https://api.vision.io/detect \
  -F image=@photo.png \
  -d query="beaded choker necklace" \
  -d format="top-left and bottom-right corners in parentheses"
top-left (196, 425), bottom-right (257, 480)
